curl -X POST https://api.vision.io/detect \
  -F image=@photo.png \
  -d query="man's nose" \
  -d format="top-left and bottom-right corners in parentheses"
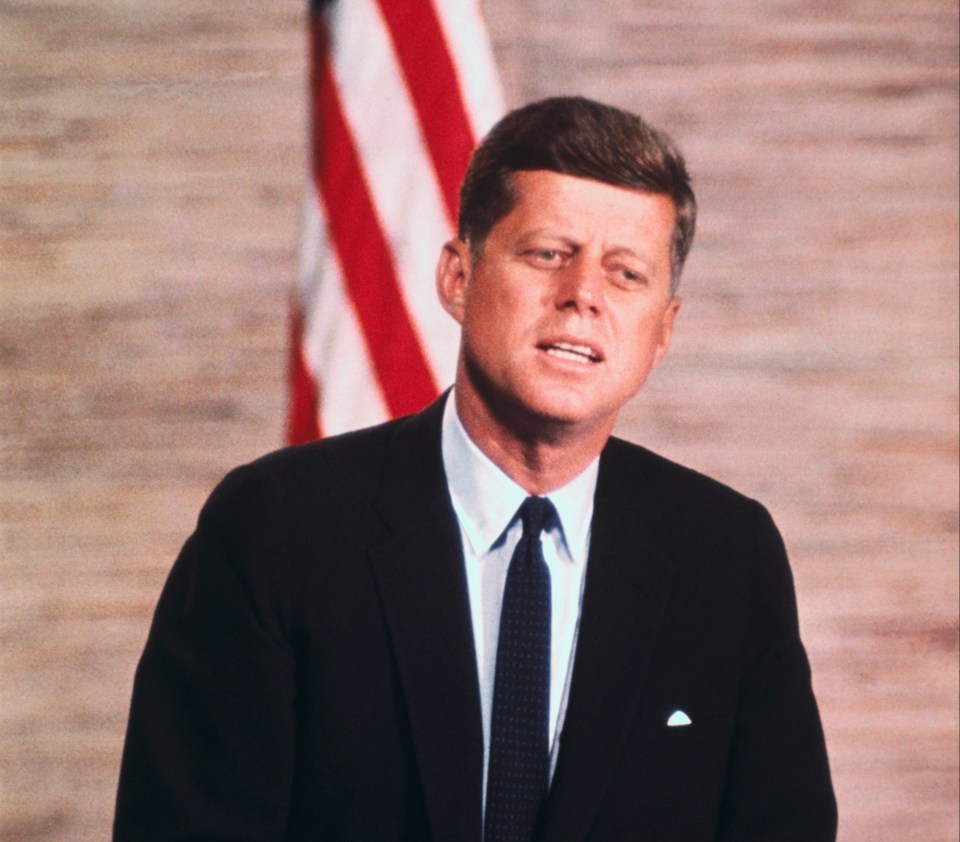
top-left (554, 256), bottom-right (603, 315)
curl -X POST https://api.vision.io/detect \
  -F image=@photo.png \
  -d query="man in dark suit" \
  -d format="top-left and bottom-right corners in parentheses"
top-left (115, 97), bottom-right (836, 840)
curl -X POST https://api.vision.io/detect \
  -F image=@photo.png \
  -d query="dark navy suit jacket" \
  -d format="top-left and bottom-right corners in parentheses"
top-left (115, 395), bottom-right (836, 840)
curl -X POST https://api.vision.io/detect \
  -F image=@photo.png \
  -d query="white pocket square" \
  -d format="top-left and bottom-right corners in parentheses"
top-left (666, 710), bottom-right (692, 727)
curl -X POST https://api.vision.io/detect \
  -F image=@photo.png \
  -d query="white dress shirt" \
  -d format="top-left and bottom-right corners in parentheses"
top-left (440, 393), bottom-right (598, 803)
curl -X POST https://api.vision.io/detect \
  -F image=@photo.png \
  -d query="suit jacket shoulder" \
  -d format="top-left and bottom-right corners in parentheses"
top-left (601, 434), bottom-right (766, 521)
top-left (205, 415), bottom-right (403, 526)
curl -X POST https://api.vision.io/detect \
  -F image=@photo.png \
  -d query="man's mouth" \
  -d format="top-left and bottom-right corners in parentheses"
top-left (539, 340), bottom-right (603, 364)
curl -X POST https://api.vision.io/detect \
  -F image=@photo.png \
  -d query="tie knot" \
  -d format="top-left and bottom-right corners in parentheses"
top-left (518, 496), bottom-right (556, 539)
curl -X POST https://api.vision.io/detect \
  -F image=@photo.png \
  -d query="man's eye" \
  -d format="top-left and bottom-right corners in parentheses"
top-left (524, 249), bottom-right (565, 267)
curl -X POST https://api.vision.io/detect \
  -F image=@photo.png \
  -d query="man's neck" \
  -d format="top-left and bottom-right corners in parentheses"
top-left (452, 385), bottom-right (613, 496)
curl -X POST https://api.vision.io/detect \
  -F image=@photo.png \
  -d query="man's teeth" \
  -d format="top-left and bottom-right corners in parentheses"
top-left (546, 342), bottom-right (599, 363)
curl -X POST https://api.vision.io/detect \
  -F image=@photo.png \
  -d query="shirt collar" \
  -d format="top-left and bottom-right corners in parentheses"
top-left (441, 391), bottom-right (598, 564)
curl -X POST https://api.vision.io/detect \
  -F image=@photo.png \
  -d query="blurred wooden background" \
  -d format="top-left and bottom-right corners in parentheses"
top-left (2, 0), bottom-right (957, 838)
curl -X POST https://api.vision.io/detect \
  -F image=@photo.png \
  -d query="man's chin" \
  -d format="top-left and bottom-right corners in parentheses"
top-left (506, 394), bottom-right (618, 443)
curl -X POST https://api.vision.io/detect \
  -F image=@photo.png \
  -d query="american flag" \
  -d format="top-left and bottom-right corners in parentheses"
top-left (287, 0), bottom-right (503, 442)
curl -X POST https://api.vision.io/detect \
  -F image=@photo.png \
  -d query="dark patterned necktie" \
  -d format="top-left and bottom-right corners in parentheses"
top-left (485, 496), bottom-right (556, 842)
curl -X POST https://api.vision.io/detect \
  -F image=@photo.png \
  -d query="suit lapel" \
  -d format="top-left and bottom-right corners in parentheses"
top-left (368, 397), bottom-right (484, 842)
top-left (539, 439), bottom-right (679, 842)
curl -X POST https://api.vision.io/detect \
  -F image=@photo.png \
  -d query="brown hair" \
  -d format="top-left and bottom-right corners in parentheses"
top-left (458, 96), bottom-right (697, 289)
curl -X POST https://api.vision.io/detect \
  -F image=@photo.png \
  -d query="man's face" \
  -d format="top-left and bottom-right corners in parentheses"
top-left (438, 169), bottom-right (680, 439)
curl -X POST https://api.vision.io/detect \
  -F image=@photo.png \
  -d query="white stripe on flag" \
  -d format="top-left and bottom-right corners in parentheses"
top-left (432, 0), bottom-right (504, 139)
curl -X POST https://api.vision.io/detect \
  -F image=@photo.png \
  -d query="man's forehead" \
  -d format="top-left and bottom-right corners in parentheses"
top-left (508, 169), bottom-right (675, 213)
top-left (500, 171), bottom-right (677, 236)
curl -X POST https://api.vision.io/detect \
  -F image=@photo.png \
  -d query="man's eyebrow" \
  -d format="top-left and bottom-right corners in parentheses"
top-left (605, 245), bottom-right (657, 268)
top-left (513, 230), bottom-right (577, 248)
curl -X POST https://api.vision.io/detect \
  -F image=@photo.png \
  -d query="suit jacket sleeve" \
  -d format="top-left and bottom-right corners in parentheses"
top-left (114, 465), bottom-right (298, 840)
top-left (716, 502), bottom-right (837, 840)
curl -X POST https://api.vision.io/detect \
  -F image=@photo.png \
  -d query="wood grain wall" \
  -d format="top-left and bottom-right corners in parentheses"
top-left (2, 1), bottom-right (957, 838)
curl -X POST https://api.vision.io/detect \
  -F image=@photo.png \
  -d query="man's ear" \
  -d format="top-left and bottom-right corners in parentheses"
top-left (436, 239), bottom-right (471, 324)
top-left (652, 296), bottom-right (681, 368)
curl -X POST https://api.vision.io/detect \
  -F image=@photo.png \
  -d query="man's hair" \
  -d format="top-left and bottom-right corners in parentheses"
top-left (458, 96), bottom-right (697, 289)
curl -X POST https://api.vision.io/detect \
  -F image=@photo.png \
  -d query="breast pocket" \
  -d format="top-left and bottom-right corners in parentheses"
top-left (598, 704), bottom-right (734, 832)
top-left (620, 700), bottom-right (736, 800)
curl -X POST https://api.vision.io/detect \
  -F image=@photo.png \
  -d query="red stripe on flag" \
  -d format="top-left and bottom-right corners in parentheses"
top-left (375, 0), bottom-right (477, 225)
top-left (286, 300), bottom-right (322, 444)
top-left (311, 21), bottom-right (439, 419)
